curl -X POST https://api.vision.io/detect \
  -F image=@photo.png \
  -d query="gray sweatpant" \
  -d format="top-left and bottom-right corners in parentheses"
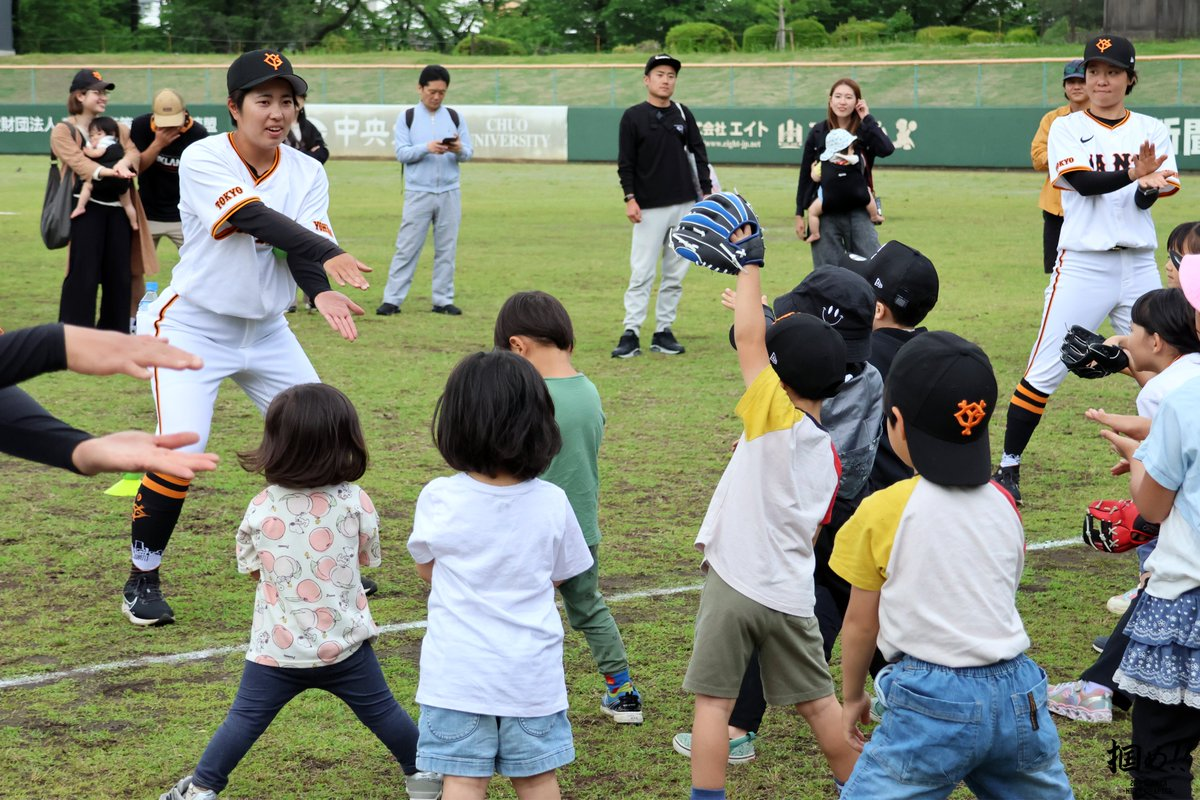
top-left (382, 189), bottom-right (461, 308)
top-left (622, 201), bottom-right (692, 336)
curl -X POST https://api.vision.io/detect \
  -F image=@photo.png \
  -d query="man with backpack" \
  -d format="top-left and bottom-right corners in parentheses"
top-left (377, 64), bottom-right (473, 317)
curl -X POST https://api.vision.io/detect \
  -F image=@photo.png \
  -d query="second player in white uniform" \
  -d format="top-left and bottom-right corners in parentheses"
top-left (995, 34), bottom-right (1180, 502)
top-left (122, 49), bottom-right (372, 625)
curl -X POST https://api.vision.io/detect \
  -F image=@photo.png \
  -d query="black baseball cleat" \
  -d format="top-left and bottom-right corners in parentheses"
top-left (432, 304), bottom-right (462, 316)
top-left (122, 570), bottom-right (175, 626)
top-left (992, 465), bottom-right (1022, 505)
top-left (376, 302), bottom-right (400, 316)
top-left (361, 577), bottom-right (378, 596)
top-left (611, 329), bottom-right (641, 358)
top-left (650, 328), bottom-right (685, 355)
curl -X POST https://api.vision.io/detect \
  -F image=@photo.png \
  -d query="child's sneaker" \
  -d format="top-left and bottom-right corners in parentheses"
top-left (160, 776), bottom-right (217, 800)
top-left (1107, 586), bottom-right (1138, 615)
top-left (1046, 680), bottom-right (1113, 722)
top-left (601, 682), bottom-right (643, 724)
top-left (672, 731), bottom-right (757, 764)
top-left (405, 770), bottom-right (443, 799)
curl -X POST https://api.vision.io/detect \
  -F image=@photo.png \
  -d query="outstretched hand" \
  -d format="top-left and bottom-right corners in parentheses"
top-left (63, 326), bottom-right (203, 379)
top-left (70, 431), bottom-right (219, 478)
top-left (314, 291), bottom-right (365, 342)
top-left (323, 252), bottom-right (372, 290)
top-left (1129, 140), bottom-right (1168, 180)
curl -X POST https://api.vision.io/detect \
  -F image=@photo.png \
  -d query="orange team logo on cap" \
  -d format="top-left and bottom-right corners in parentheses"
top-left (264, 52), bottom-right (283, 70)
top-left (1096, 38), bottom-right (1113, 52)
top-left (92, 71), bottom-right (102, 80)
top-left (954, 399), bottom-right (987, 437)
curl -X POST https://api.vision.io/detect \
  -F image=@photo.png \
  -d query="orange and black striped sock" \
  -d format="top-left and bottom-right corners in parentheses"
top-left (1002, 379), bottom-right (1050, 459)
top-left (129, 472), bottom-right (191, 571)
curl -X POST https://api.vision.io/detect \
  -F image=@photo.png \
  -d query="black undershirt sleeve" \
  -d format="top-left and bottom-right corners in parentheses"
top-left (1135, 189), bottom-right (1159, 210)
top-left (0, 386), bottom-right (91, 472)
top-left (0, 324), bottom-right (68, 389)
top-left (227, 202), bottom-right (343, 300)
top-left (1062, 169), bottom-right (1133, 196)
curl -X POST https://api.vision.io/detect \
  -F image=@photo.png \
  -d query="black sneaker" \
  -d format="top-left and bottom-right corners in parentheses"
top-left (611, 329), bottom-right (641, 358)
top-left (376, 302), bottom-right (400, 316)
top-left (122, 570), bottom-right (175, 626)
top-left (992, 465), bottom-right (1022, 505)
top-left (650, 328), bottom-right (685, 355)
top-left (361, 577), bottom-right (378, 596)
top-left (432, 304), bottom-right (462, 316)
top-left (1093, 635), bottom-right (1109, 654)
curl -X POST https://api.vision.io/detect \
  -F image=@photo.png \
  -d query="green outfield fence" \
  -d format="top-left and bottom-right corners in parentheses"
top-left (6, 56), bottom-right (1200, 109)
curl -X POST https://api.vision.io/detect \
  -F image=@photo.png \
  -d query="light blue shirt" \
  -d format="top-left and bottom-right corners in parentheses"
top-left (1135, 374), bottom-right (1200, 532)
top-left (393, 104), bottom-right (473, 194)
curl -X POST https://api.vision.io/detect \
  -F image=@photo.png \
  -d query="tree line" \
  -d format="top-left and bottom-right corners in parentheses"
top-left (12, 0), bottom-right (1103, 54)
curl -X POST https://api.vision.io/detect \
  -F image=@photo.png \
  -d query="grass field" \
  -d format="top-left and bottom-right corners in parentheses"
top-left (0, 156), bottom-right (1192, 799)
top-left (3, 43), bottom-right (1200, 108)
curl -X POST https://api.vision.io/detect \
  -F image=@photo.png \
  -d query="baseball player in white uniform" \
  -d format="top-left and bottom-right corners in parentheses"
top-left (995, 34), bottom-right (1179, 503)
top-left (122, 49), bottom-right (372, 626)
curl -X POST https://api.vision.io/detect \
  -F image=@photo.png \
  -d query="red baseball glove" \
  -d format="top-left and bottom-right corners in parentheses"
top-left (1082, 499), bottom-right (1160, 553)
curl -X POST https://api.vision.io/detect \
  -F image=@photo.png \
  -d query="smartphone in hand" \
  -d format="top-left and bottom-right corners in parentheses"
top-left (441, 136), bottom-right (458, 146)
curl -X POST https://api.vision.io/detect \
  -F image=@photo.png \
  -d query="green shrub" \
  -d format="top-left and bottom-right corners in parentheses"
top-left (665, 22), bottom-right (737, 53)
top-left (611, 44), bottom-right (637, 54)
top-left (1005, 26), bottom-right (1038, 43)
top-left (830, 18), bottom-right (888, 46)
top-left (915, 25), bottom-right (976, 44)
top-left (634, 39), bottom-right (662, 53)
top-left (452, 34), bottom-right (527, 55)
top-left (885, 9), bottom-right (914, 37)
top-left (742, 23), bottom-right (777, 52)
top-left (1041, 17), bottom-right (1070, 43)
top-left (791, 18), bottom-right (829, 48)
top-left (967, 30), bottom-right (1000, 44)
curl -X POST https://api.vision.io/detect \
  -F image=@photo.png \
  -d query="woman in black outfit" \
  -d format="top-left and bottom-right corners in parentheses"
top-left (51, 69), bottom-right (142, 332)
top-left (795, 78), bottom-right (895, 267)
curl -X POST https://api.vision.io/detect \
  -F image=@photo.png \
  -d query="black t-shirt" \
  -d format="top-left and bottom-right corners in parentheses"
top-left (819, 158), bottom-right (871, 215)
top-left (617, 101), bottom-right (711, 210)
top-left (87, 141), bottom-right (131, 203)
top-left (129, 114), bottom-right (209, 222)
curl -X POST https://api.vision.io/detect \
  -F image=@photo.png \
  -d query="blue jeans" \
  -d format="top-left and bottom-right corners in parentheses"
top-left (192, 642), bottom-right (418, 792)
top-left (843, 655), bottom-right (1074, 800)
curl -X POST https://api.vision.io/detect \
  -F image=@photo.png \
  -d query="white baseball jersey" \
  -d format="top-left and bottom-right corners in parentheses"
top-left (1049, 110), bottom-right (1180, 251)
top-left (172, 133), bottom-right (337, 319)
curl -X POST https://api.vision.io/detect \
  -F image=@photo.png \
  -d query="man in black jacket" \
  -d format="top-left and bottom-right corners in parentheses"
top-left (614, 54), bottom-right (711, 359)
top-left (130, 89), bottom-right (209, 252)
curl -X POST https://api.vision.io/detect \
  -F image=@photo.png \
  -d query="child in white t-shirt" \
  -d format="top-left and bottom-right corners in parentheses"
top-left (160, 384), bottom-right (440, 800)
top-left (408, 350), bottom-right (594, 799)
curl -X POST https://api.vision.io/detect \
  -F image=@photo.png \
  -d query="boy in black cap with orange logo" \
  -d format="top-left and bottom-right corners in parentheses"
top-left (831, 332), bottom-right (1073, 798)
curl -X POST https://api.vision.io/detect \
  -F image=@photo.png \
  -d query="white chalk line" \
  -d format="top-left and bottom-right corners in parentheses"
top-left (0, 542), bottom-right (1082, 692)
top-left (0, 583), bottom-right (704, 691)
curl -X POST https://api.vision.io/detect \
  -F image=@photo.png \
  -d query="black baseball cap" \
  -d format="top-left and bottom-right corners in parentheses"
top-left (1082, 35), bottom-right (1135, 71)
top-left (1062, 59), bottom-right (1086, 82)
top-left (645, 54), bottom-right (682, 75)
top-left (773, 267), bottom-right (875, 363)
top-left (848, 240), bottom-right (940, 324)
top-left (227, 49), bottom-right (308, 96)
top-left (764, 313), bottom-right (846, 400)
top-left (70, 69), bottom-right (114, 93)
top-left (885, 331), bottom-right (997, 487)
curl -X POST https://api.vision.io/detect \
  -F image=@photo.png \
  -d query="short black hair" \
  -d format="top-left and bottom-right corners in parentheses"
top-left (420, 64), bottom-right (451, 86)
top-left (1131, 288), bottom-right (1200, 356)
top-left (493, 291), bottom-right (575, 352)
top-left (239, 383), bottom-right (369, 489)
top-left (88, 116), bottom-right (118, 137)
top-left (433, 351), bottom-right (560, 481)
top-left (1167, 221), bottom-right (1200, 257)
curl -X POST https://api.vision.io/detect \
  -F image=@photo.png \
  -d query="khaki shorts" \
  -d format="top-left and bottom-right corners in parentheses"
top-left (147, 219), bottom-right (184, 250)
top-left (683, 568), bottom-right (834, 705)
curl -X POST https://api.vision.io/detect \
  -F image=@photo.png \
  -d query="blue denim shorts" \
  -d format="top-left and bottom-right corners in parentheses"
top-left (843, 655), bottom-right (1074, 800)
top-left (415, 705), bottom-right (575, 778)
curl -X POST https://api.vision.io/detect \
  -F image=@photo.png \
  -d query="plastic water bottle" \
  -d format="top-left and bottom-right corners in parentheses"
top-left (135, 281), bottom-right (159, 336)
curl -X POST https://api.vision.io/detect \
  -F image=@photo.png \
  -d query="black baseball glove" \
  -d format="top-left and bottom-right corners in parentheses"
top-left (1061, 324), bottom-right (1129, 379)
top-left (671, 192), bottom-right (764, 275)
